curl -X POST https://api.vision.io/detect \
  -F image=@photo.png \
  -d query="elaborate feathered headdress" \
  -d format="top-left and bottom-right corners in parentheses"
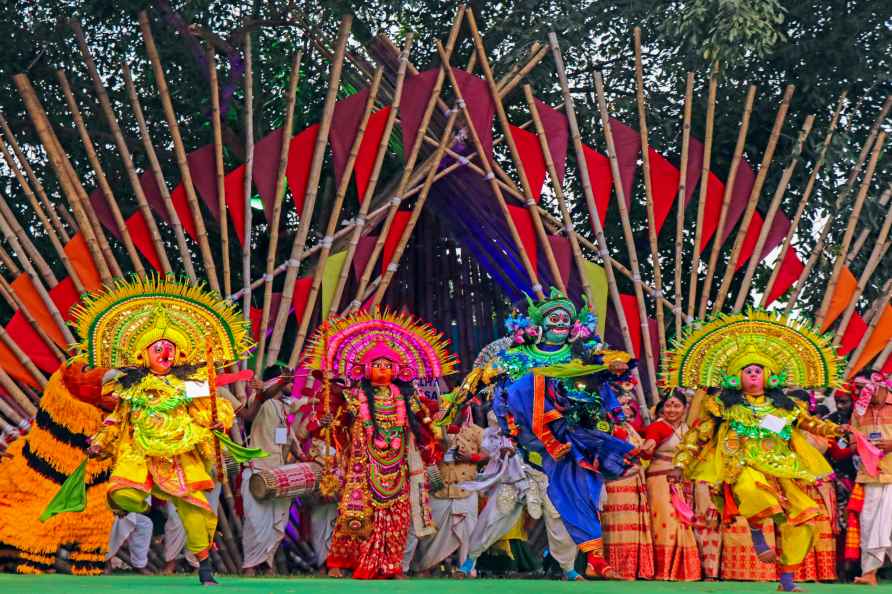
top-left (70, 276), bottom-right (252, 368)
top-left (304, 309), bottom-right (458, 382)
top-left (661, 309), bottom-right (845, 390)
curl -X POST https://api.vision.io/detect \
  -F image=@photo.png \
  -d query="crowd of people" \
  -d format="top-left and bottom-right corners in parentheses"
top-left (1, 279), bottom-right (890, 591)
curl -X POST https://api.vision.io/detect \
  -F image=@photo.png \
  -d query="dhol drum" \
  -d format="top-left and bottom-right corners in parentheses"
top-left (249, 462), bottom-right (322, 500)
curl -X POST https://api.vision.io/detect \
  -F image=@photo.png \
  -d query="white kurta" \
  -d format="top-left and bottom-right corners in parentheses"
top-left (106, 512), bottom-right (153, 568)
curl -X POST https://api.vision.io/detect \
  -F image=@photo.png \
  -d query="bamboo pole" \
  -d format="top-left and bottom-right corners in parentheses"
top-left (874, 341), bottom-right (892, 374)
top-left (438, 39), bottom-right (546, 303)
top-left (846, 279), bottom-right (892, 376)
top-left (0, 243), bottom-right (18, 276)
top-left (0, 188), bottom-right (58, 289)
top-left (762, 92), bottom-right (846, 308)
top-left (0, 272), bottom-right (67, 361)
top-left (633, 27), bottom-right (666, 351)
top-left (70, 20), bottom-right (171, 276)
top-left (14, 76), bottom-right (111, 284)
top-left (466, 9), bottom-right (565, 293)
top-left (120, 63), bottom-right (196, 281)
top-left (55, 69), bottom-right (146, 276)
top-left (698, 85), bottom-right (757, 317)
top-left (0, 364), bottom-right (35, 418)
top-left (525, 85), bottom-right (593, 304)
top-left (847, 188), bottom-right (891, 268)
top-left (207, 46), bottom-right (231, 296)
top-left (0, 321), bottom-right (47, 387)
top-left (241, 32), bottom-right (255, 321)
top-left (687, 66), bottom-right (719, 319)
top-left (833, 198), bottom-right (892, 346)
top-left (673, 73), bottom-right (694, 338)
top-left (0, 390), bottom-right (24, 427)
top-left (139, 11), bottom-right (217, 289)
top-left (252, 51), bottom-right (304, 374)
top-left (0, 115), bottom-right (72, 240)
top-left (368, 100), bottom-right (463, 310)
top-left (271, 15), bottom-right (354, 371)
top-left (348, 10), bottom-right (466, 310)
top-left (815, 132), bottom-right (886, 327)
top-left (288, 68), bottom-right (383, 358)
top-left (712, 84), bottom-right (795, 312)
top-left (549, 33), bottom-right (651, 413)
top-left (0, 133), bottom-right (83, 293)
top-left (594, 71), bottom-right (660, 398)
top-left (733, 114), bottom-right (815, 310)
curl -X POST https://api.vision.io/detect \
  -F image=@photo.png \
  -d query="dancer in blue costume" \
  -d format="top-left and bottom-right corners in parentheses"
top-left (442, 288), bottom-right (638, 579)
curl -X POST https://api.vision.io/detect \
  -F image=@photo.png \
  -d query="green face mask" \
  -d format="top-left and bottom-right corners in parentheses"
top-left (542, 307), bottom-right (573, 345)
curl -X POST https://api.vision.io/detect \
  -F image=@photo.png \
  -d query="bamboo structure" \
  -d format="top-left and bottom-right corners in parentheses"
top-left (815, 132), bottom-right (886, 328)
top-left (207, 46), bottom-right (232, 296)
top-left (466, 9), bottom-right (566, 293)
top-left (732, 114), bottom-right (815, 310)
top-left (525, 85), bottom-right (594, 305)
top-left (712, 84), bottom-right (795, 312)
top-left (0, 187), bottom-right (59, 291)
top-left (847, 187), bottom-right (891, 267)
top-left (252, 51), bottom-right (304, 373)
top-left (241, 32), bottom-right (255, 321)
top-left (289, 68), bottom-right (384, 360)
top-left (348, 7), bottom-right (465, 309)
top-left (698, 85), bottom-right (757, 317)
top-left (687, 66), bottom-right (718, 318)
top-left (139, 11), bottom-right (218, 290)
top-left (267, 17), bottom-right (353, 370)
top-left (833, 197), bottom-right (892, 346)
top-left (594, 71), bottom-right (659, 399)
top-left (55, 69), bottom-right (146, 277)
top-left (633, 27), bottom-right (666, 351)
top-left (121, 62), bottom-right (197, 281)
top-left (762, 92), bottom-right (846, 308)
top-left (673, 73), bottom-right (694, 338)
top-left (550, 32), bottom-right (650, 412)
top-left (846, 278), bottom-right (892, 376)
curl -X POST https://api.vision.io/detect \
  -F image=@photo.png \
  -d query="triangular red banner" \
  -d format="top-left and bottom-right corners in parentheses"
top-left (330, 88), bottom-right (371, 193)
top-left (582, 143), bottom-right (613, 228)
top-left (534, 99), bottom-right (569, 188)
top-left (510, 124), bottom-right (547, 201)
top-left (125, 211), bottom-right (163, 271)
top-left (620, 293), bottom-right (642, 359)
top-left (252, 127), bottom-right (284, 223)
top-left (187, 144), bottom-right (219, 220)
top-left (286, 124), bottom-right (322, 216)
top-left (223, 164), bottom-right (248, 246)
top-left (381, 211), bottom-right (412, 275)
top-left (169, 183), bottom-right (197, 240)
top-left (453, 70), bottom-right (496, 161)
top-left (400, 69), bottom-right (440, 162)
top-left (355, 108), bottom-right (391, 202)
top-left (507, 205), bottom-right (538, 275)
top-left (609, 118), bottom-right (641, 209)
top-left (353, 235), bottom-right (378, 280)
top-left (292, 275), bottom-right (314, 326)
top-left (764, 247), bottom-right (805, 305)
top-left (648, 147), bottom-right (681, 235)
top-left (839, 313), bottom-right (868, 357)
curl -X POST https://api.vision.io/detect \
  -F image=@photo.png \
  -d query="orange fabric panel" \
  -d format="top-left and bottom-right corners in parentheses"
top-left (821, 267), bottom-right (858, 332)
top-left (63, 232), bottom-right (103, 293)
top-left (851, 305), bottom-right (892, 376)
top-left (10, 275), bottom-right (66, 347)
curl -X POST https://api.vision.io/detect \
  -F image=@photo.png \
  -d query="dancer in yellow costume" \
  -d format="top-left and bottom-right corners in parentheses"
top-left (663, 310), bottom-right (848, 592)
top-left (72, 277), bottom-right (252, 585)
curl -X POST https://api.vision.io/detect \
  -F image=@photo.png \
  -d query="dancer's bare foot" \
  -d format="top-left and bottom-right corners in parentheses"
top-left (855, 570), bottom-right (878, 586)
top-left (777, 586), bottom-right (804, 592)
top-left (243, 567), bottom-right (256, 577)
top-left (327, 567), bottom-right (344, 578)
top-left (757, 548), bottom-right (777, 564)
top-left (161, 560), bottom-right (177, 575)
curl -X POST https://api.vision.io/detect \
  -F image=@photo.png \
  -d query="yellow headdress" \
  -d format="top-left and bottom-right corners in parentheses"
top-left (661, 309), bottom-right (844, 390)
top-left (70, 276), bottom-right (252, 368)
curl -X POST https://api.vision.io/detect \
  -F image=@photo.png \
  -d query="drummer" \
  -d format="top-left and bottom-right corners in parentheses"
top-left (241, 366), bottom-right (315, 576)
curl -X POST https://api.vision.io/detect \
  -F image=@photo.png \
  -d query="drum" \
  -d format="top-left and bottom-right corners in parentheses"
top-left (249, 462), bottom-right (321, 500)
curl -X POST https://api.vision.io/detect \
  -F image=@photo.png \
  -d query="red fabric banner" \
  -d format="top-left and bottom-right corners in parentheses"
top-left (125, 211), bottom-right (163, 271)
top-left (399, 69), bottom-right (440, 162)
top-left (735, 211), bottom-right (791, 271)
top-left (223, 164), bottom-right (248, 246)
top-left (10, 275), bottom-right (67, 348)
top-left (510, 124), bottom-right (547, 201)
top-left (648, 147), bottom-right (681, 235)
top-left (683, 138), bottom-right (706, 205)
top-left (0, 337), bottom-right (39, 387)
top-left (534, 99), bottom-right (569, 188)
top-left (330, 88), bottom-right (372, 194)
top-left (648, 317), bottom-right (661, 369)
top-left (621, 293), bottom-right (642, 359)
top-left (609, 118), bottom-right (642, 210)
top-left (88, 188), bottom-right (120, 241)
top-left (139, 170), bottom-right (172, 223)
top-left (696, 171), bottom-right (727, 250)
top-left (49, 277), bottom-right (79, 321)
top-left (352, 235), bottom-right (379, 280)
top-left (169, 183), bottom-right (197, 240)
top-left (718, 159), bottom-right (756, 244)
top-left (839, 313), bottom-right (868, 357)
top-left (286, 124), bottom-right (322, 216)
top-left (252, 127), bottom-right (284, 222)
top-left (453, 70), bottom-right (496, 161)
top-left (381, 211), bottom-right (412, 274)
top-left (249, 294), bottom-right (283, 344)
top-left (821, 266), bottom-right (859, 332)
top-left (764, 247), bottom-right (805, 305)
top-left (582, 143), bottom-right (613, 227)
top-left (507, 205), bottom-right (538, 275)
top-left (5, 313), bottom-right (59, 373)
top-left (547, 235), bottom-right (573, 288)
top-left (851, 305), bottom-right (892, 375)
top-left (355, 108), bottom-right (392, 201)
top-left (292, 275), bottom-right (314, 326)
top-left (187, 144), bottom-right (219, 220)
top-left (64, 232), bottom-right (103, 292)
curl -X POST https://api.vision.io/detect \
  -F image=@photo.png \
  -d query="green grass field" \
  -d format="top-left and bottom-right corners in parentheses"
top-left (0, 575), bottom-right (890, 594)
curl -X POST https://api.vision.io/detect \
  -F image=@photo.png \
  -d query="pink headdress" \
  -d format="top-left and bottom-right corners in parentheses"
top-left (853, 371), bottom-right (892, 416)
top-left (304, 309), bottom-right (458, 383)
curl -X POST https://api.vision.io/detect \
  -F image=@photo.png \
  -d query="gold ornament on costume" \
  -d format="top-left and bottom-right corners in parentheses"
top-left (70, 276), bottom-right (252, 368)
top-left (661, 309), bottom-right (844, 390)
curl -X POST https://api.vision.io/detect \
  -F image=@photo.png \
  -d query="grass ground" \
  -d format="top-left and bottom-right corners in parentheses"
top-left (0, 575), bottom-right (890, 594)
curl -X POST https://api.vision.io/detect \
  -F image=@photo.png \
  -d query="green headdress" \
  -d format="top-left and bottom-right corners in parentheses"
top-left (525, 287), bottom-right (577, 325)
